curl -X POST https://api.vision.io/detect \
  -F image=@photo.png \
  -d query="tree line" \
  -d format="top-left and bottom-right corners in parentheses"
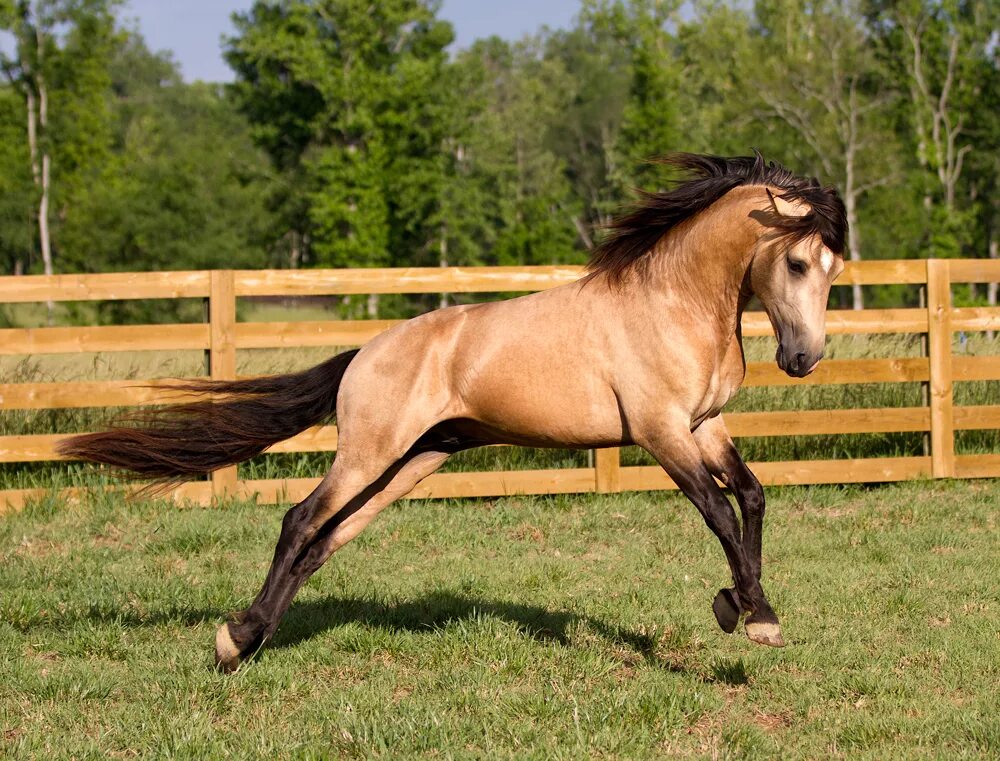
top-left (1, 0), bottom-right (997, 314)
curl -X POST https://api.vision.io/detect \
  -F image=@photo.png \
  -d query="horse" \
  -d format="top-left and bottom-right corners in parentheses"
top-left (59, 152), bottom-right (847, 672)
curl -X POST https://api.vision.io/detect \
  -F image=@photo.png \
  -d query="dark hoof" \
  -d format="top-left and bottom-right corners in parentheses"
top-left (712, 588), bottom-right (742, 634)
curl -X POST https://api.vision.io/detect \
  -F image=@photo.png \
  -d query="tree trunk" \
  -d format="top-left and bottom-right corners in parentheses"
top-left (25, 67), bottom-right (56, 323)
top-left (439, 230), bottom-right (449, 311)
top-left (988, 232), bottom-right (998, 340)
top-left (844, 191), bottom-right (863, 310)
top-left (26, 87), bottom-right (38, 183)
top-left (40, 150), bottom-right (53, 322)
top-left (32, 18), bottom-right (54, 323)
top-left (989, 234), bottom-right (998, 306)
top-left (572, 215), bottom-right (593, 250)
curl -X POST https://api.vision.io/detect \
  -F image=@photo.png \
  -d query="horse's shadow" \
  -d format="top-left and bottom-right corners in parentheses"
top-left (269, 592), bottom-right (750, 682)
top-left (269, 591), bottom-right (667, 659)
top-left (80, 590), bottom-right (644, 651)
top-left (83, 590), bottom-right (747, 681)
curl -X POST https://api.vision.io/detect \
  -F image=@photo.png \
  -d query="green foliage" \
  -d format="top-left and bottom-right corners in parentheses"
top-left (544, 10), bottom-right (633, 228)
top-left (608, 0), bottom-right (685, 190)
top-left (227, 0), bottom-right (457, 270)
top-left (0, 86), bottom-right (34, 272)
top-left (0, 1), bottom-right (274, 289)
top-left (0, 0), bottom-right (997, 310)
top-left (449, 37), bottom-right (580, 266)
top-left (866, 0), bottom-right (999, 259)
top-left (61, 82), bottom-right (272, 276)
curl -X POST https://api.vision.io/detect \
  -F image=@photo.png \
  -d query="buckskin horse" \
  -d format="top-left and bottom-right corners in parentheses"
top-left (60, 153), bottom-right (847, 672)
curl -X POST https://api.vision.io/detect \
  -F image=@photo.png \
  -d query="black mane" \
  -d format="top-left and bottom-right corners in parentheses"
top-left (587, 152), bottom-right (847, 283)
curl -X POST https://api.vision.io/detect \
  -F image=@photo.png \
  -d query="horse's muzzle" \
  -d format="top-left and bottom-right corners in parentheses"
top-left (776, 342), bottom-right (822, 378)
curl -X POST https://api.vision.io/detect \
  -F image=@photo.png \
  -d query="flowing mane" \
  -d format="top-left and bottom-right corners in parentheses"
top-left (587, 152), bottom-right (848, 283)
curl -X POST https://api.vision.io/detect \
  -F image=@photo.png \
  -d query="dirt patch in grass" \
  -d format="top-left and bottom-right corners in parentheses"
top-left (751, 709), bottom-right (793, 732)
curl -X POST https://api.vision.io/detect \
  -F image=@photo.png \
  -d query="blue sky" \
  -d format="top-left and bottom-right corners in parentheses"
top-left (120, 0), bottom-right (581, 82)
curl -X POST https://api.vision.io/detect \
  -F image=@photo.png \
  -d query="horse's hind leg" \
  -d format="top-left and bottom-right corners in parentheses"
top-left (215, 447), bottom-right (451, 672)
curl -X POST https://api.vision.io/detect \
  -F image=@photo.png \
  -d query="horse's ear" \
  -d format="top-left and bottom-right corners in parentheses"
top-left (766, 188), bottom-right (809, 218)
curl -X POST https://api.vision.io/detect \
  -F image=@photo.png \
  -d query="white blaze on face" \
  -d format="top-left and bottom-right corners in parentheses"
top-left (820, 248), bottom-right (834, 274)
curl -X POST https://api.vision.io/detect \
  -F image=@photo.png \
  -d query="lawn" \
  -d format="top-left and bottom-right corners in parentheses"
top-left (1, 480), bottom-right (998, 759)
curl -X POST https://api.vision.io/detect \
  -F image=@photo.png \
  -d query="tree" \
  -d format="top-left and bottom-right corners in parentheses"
top-left (59, 81), bottom-right (273, 275)
top-left (677, 0), bottom-right (903, 308)
top-left (674, 3), bottom-right (757, 156)
top-left (751, 0), bottom-right (901, 308)
top-left (2, 0), bottom-right (57, 312)
top-left (227, 1), bottom-right (454, 277)
top-left (0, 84), bottom-right (34, 277)
top-left (449, 36), bottom-right (579, 269)
top-left (608, 0), bottom-right (685, 192)
top-left (869, 0), bottom-right (997, 259)
top-left (544, 5), bottom-right (633, 234)
top-left (1, 0), bottom-right (119, 320)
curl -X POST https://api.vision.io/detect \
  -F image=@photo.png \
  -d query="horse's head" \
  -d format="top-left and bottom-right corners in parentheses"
top-left (750, 190), bottom-right (844, 378)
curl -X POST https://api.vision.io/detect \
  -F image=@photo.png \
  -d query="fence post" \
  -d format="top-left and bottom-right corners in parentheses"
top-left (209, 270), bottom-right (238, 499)
top-left (594, 447), bottom-right (621, 494)
top-left (927, 259), bottom-right (955, 478)
top-left (918, 285), bottom-right (930, 457)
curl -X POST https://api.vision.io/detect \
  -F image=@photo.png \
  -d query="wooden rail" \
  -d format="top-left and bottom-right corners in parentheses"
top-left (2, 259), bottom-right (1000, 513)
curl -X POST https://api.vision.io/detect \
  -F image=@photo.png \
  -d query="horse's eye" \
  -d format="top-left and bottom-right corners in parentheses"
top-left (787, 258), bottom-right (807, 276)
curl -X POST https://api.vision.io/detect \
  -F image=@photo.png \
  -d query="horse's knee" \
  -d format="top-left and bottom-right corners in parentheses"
top-left (726, 462), bottom-right (764, 518)
top-left (278, 501), bottom-right (308, 541)
top-left (742, 479), bottom-right (765, 517)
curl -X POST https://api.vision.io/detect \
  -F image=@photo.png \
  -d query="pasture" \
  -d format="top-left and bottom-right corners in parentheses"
top-left (2, 480), bottom-right (997, 759)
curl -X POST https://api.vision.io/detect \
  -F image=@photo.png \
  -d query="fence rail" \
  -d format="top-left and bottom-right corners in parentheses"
top-left (2, 259), bottom-right (1000, 513)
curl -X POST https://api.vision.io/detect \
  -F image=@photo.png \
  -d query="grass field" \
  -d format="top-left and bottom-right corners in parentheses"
top-left (2, 480), bottom-right (998, 759)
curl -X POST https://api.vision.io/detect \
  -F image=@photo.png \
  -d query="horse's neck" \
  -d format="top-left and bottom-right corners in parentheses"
top-left (643, 190), bottom-right (760, 343)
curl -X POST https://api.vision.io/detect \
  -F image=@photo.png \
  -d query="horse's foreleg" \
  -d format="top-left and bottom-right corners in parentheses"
top-left (693, 417), bottom-right (769, 638)
top-left (693, 416), bottom-right (766, 581)
top-left (641, 422), bottom-right (783, 648)
top-left (215, 449), bottom-right (450, 672)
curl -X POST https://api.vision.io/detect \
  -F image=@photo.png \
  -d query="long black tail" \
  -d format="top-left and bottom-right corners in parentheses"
top-left (58, 349), bottom-right (360, 483)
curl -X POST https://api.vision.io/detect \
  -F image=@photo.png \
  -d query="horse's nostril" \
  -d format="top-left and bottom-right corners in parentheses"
top-left (794, 352), bottom-right (807, 369)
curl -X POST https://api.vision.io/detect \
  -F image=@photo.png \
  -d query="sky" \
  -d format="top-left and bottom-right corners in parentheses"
top-left (118, 0), bottom-right (581, 83)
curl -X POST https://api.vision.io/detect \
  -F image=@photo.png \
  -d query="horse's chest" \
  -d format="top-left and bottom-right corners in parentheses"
top-left (692, 349), bottom-right (745, 428)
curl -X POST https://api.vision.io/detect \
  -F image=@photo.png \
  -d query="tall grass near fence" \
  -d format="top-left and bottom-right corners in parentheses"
top-left (3, 332), bottom-right (1000, 491)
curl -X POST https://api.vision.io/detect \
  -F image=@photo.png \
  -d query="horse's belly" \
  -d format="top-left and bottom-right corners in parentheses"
top-left (466, 388), bottom-right (627, 448)
top-left (458, 363), bottom-right (627, 448)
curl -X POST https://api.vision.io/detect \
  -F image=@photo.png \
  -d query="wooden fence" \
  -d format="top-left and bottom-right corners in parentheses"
top-left (2, 259), bottom-right (1000, 513)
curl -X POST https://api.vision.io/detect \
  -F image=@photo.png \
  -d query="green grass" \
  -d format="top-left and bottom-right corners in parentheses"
top-left (1, 481), bottom-right (998, 758)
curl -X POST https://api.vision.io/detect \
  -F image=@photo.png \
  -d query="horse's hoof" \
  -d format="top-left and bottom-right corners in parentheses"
top-left (215, 622), bottom-right (243, 673)
top-left (745, 620), bottom-right (786, 648)
top-left (712, 588), bottom-right (741, 634)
